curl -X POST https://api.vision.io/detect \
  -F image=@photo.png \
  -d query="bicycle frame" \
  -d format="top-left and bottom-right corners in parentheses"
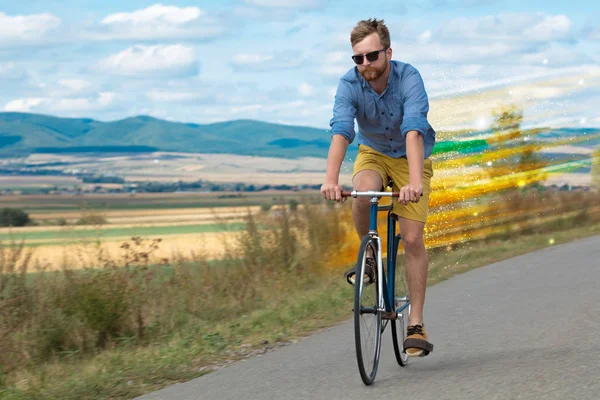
top-left (347, 190), bottom-right (410, 319)
top-left (342, 189), bottom-right (413, 383)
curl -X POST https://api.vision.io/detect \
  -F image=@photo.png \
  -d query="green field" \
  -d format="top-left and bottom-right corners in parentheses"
top-left (0, 223), bottom-right (246, 243)
top-left (0, 192), bottom-right (320, 213)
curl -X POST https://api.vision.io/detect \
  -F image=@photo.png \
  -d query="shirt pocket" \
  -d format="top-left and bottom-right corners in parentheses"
top-left (361, 94), bottom-right (382, 128)
top-left (391, 94), bottom-right (404, 130)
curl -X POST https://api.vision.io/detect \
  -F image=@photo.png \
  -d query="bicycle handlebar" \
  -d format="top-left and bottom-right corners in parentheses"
top-left (341, 190), bottom-right (423, 198)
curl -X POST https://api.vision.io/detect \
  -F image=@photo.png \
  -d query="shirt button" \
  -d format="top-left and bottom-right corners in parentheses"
top-left (386, 127), bottom-right (389, 130)
top-left (391, 113), bottom-right (394, 116)
top-left (381, 112), bottom-right (384, 115)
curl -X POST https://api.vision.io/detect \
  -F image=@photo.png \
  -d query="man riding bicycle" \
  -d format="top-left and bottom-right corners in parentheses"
top-left (320, 18), bottom-right (436, 357)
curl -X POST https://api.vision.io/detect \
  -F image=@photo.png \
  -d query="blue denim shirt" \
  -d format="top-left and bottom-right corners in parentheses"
top-left (329, 60), bottom-right (436, 159)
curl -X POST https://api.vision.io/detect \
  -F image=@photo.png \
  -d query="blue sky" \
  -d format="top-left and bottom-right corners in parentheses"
top-left (0, 0), bottom-right (598, 130)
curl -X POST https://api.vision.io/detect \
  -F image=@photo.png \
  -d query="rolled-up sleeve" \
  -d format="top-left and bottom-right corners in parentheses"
top-left (400, 67), bottom-right (433, 139)
top-left (329, 80), bottom-right (357, 143)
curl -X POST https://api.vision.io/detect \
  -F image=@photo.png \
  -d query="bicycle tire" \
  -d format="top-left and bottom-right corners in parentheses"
top-left (391, 240), bottom-right (410, 367)
top-left (354, 235), bottom-right (382, 385)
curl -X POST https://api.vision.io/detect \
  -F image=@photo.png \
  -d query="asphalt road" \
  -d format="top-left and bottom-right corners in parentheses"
top-left (137, 235), bottom-right (600, 400)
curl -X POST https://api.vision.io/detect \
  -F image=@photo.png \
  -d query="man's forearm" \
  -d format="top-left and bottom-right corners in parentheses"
top-left (325, 134), bottom-right (349, 184)
top-left (406, 130), bottom-right (424, 184)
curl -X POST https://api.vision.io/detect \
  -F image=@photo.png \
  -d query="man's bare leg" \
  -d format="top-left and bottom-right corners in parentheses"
top-left (352, 170), bottom-right (383, 238)
top-left (398, 217), bottom-right (428, 326)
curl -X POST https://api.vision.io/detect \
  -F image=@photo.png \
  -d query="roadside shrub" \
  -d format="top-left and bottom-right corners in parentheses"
top-left (288, 199), bottom-right (299, 211)
top-left (76, 214), bottom-right (107, 225)
top-left (56, 217), bottom-right (68, 226)
top-left (0, 208), bottom-right (31, 227)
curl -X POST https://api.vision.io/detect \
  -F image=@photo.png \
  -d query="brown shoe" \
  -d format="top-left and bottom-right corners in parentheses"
top-left (343, 258), bottom-right (375, 286)
top-left (404, 324), bottom-right (434, 357)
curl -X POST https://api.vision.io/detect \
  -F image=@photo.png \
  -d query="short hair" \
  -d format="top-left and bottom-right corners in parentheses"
top-left (350, 18), bottom-right (391, 48)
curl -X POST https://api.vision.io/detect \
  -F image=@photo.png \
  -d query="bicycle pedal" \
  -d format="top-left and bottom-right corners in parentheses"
top-left (381, 311), bottom-right (397, 320)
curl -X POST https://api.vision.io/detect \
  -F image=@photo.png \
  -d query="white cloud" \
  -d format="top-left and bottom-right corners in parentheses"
top-left (413, 42), bottom-right (514, 63)
top-left (31, 78), bottom-right (97, 98)
top-left (57, 79), bottom-right (92, 93)
top-left (419, 30), bottom-right (432, 43)
top-left (5, 92), bottom-right (115, 113)
top-left (54, 92), bottom-right (116, 112)
top-left (243, 0), bottom-right (323, 9)
top-left (518, 43), bottom-right (592, 67)
top-left (583, 24), bottom-right (600, 41)
top-left (318, 51), bottom-right (351, 76)
top-left (233, 0), bottom-right (324, 20)
top-left (320, 64), bottom-right (350, 77)
top-left (231, 51), bottom-right (303, 70)
top-left (437, 13), bottom-right (572, 42)
top-left (99, 45), bottom-right (199, 77)
top-left (102, 4), bottom-right (202, 24)
top-left (232, 53), bottom-right (265, 65)
top-left (5, 98), bottom-right (44, 112)
top-left (298, 83), bottom-right (314, 96)
top-left (0, 63), bottom-right (27, 81)
top-left (95, 4), bottom-right (224, 40)
top-left (326, 51), bottom-right (348, 64)
top-left (0, 12), bottom-right (61, 46)
top-left (146, 90), bottom-right (211, 103)
top-left (523, 15), bottom-right (571, 42)
top-left (510, 86), bottom-right (564, 100)
top-left (187, 98), bottom-right (335, 127)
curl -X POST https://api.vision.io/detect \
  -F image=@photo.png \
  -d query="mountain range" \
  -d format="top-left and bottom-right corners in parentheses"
top-left (0, 112), bottom-right (598, 160)
top-left (0, 112), bottom-right (334, 158)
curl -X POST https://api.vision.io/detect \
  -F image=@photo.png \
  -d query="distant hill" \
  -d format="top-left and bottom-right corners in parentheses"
top-left (0, 112), bottom-right (598, 159)
top-left (0, 112), bottom-right (335, 158)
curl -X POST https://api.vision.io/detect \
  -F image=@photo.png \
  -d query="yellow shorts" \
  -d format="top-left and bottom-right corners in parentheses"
top-left (352, 144), bottom-right (434, 223)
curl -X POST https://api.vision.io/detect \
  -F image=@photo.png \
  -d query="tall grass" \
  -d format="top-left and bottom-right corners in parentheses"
top-left (0, 199), bottom-right (352, 388)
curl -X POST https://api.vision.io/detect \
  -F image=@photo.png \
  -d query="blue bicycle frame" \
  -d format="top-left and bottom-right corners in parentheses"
top-left (367, 198), bottom-right (410, 318)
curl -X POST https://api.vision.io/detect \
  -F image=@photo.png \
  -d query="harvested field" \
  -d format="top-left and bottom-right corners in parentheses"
top-left (21, 231), bottom-right (239, 270)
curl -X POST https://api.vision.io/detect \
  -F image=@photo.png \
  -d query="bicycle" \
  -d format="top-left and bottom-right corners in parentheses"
top-left (341, 189), bottom-right (411, 386)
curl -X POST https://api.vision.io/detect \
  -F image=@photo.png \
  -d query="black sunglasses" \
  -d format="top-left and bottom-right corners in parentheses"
top-left (351, 48), bottom-right (387, 65)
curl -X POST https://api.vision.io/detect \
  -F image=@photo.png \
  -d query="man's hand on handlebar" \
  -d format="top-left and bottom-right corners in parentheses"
top-left (399, 182), bottom-right (423, 206)
top-left (320, 182), bottom-right (345, 202)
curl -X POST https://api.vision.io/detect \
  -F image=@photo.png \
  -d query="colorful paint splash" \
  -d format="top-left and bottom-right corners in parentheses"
top-left (423, 116), bottom-right (600, 249)
top-left (337, 107), bottom-right (600, 262)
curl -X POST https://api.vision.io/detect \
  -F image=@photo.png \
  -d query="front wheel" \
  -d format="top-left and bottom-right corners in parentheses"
top-left (391, 240), bottom-right (410, 367)
top-left (391, 302), bottom-right (410, 366)
top-left (354, 235), bottom-right (382, 385)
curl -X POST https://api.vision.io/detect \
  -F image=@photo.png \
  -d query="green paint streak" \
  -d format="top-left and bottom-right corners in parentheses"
top-left (431, 140), bottom-right (488, 155)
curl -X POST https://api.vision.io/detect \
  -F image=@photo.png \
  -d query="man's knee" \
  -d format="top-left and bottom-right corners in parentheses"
top-left (400, 220), bottom-right (426, 252)
top-left (402, 232), bottom-right (424, 252)
top-left (352, 170), bottom-right (383, 196)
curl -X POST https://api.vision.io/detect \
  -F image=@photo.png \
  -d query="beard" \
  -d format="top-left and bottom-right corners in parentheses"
top-left (359, 59), bottom-right (388, 81)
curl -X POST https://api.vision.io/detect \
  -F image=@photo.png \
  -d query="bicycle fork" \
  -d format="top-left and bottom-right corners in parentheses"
top-left (376, 236), bottom-right (399, 321)
top-left (375, 235), bottom-right (385, 314)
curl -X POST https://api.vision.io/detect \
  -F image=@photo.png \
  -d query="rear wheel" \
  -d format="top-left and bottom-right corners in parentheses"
top-left (354, 235), bottom-right (382, 385)
top-left (391, 239), bottom-right (410, 367)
